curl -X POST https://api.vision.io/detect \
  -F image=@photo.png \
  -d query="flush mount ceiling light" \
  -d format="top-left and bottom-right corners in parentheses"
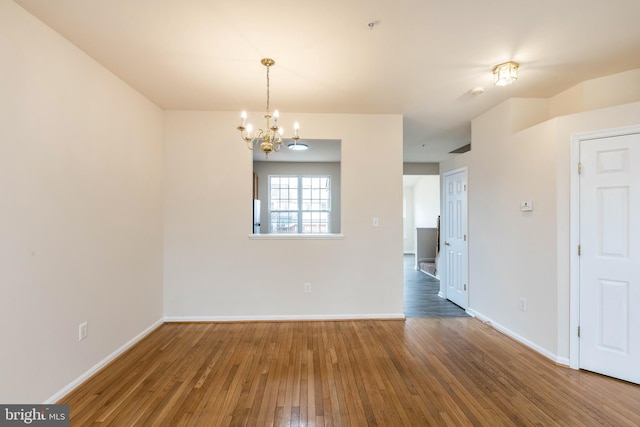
top-left (237, 58), bottom-right (300, 159)
top-left (288, 142), bottom-right (308, 151)
top-left (493, 61), bottom-right (519, 86)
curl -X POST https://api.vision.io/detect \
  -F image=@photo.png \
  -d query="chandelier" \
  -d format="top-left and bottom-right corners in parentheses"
top-left (237, 58), bottom-right (300, 158)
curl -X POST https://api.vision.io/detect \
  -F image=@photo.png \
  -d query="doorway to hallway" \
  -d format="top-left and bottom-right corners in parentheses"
top-left (404, 174), bottom-right (467, 317)
top-left (404, 254), bottom-right (469, 318)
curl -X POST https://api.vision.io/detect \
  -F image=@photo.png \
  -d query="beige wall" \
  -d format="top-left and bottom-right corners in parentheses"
top-left (0, 2), bottom-right (164, 403)
top-left (164, 112), bottom-right (404, 319)
top-left (413, 176), bottom-right (440, 229)
top-left (402, 176), bottom-right (439, 254)
top-left (550, 69), bottom-right (640, 118)
top-left (442, 99), bottom-right (559, 355)
top-left (441, 69), bottom-right (640, 361)
top-left (403, 186), bottom-right (415, 253)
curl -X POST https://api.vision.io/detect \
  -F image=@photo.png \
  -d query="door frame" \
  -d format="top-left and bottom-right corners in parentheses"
top-left (441, 166), bottom-right (468, 307)
top-left (569, 124), bottom-right (640, 370)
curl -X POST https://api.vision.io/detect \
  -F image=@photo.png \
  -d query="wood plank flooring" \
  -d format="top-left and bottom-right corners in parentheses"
top-left (403, 254), bottom-right (469, 318)
top-left (60, 319), bottom-right (640, 426)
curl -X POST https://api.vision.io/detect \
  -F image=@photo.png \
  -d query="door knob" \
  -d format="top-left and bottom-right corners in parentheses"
top-left (444, 241), bottom-right (450, 246)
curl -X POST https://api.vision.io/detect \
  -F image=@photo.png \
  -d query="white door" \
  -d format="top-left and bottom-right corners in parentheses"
top-left (579, 132), bottom-right (640, 384)
top-left (443, 169), bottom-right (468, 309)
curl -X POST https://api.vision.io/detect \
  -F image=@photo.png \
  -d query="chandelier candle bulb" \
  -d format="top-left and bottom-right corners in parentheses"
top-left (273, 110), bottom-right (279, 126)
top-left (241, 111), bottom-right (247, 127)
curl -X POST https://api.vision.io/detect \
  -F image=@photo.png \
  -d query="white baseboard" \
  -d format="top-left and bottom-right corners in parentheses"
top-left (164, 313), bottom-right (406, 322)
top-left (466, 308), bottom-right (565, 365)
top-left (44, 318), bottom-right (164, 404)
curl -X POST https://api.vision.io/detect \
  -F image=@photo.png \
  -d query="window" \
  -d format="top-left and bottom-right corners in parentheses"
top-left (252, 138), bottom-right (341, 235)
top-left (269, 175), bottom-right (331, 234)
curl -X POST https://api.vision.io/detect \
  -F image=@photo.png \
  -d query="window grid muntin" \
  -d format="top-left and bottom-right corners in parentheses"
top-left (269, 175), bottom-right (331, 234)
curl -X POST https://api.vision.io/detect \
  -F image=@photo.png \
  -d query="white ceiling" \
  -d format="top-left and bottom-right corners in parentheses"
top-left (15, 0), bottom-right (640, 162)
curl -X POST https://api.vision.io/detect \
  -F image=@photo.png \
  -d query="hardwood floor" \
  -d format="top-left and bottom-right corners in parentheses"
top-left (61, 319), bottom-right (640, 426)
top-left (403, 254), bottom-right (469, 318)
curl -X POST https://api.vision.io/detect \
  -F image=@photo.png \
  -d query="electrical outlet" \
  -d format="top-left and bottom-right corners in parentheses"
top-left (79, 322), bottom-right (88, 341)
top-left (304, 282), bottom-right (311, 293)
top-left (519, 298), bottom-right (527, 312)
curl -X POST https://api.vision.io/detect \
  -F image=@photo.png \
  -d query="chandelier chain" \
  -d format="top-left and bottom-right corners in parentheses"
top-left (265, 64), bottom-right (270, 114)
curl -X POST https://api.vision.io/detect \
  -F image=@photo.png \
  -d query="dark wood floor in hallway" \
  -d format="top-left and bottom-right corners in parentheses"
top-left (61, 320), bottom-right (640, 426)
top-left (403, 254), bottom-right (469, 318)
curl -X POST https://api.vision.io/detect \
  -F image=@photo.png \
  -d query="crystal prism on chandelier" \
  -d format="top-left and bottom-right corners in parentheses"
top-left (237, 58), bottom-right (301, 158)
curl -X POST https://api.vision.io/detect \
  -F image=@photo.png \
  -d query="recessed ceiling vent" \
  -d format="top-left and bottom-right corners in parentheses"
top-left (450, 144), bottom-right (471, 154)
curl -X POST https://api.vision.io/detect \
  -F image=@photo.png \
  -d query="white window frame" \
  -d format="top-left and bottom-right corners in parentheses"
top-left (268, 175), bottom-right (331, 234)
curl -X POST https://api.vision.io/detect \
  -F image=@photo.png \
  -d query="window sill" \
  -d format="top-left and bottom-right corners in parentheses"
top-left (249, 233), bottom-right (344, 240)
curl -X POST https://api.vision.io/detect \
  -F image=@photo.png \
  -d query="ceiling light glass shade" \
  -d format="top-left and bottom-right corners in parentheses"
top-left (288, 142), bottom-right (308, 151)
top-left (493, 61), bottom-right (519, 86)
top-left (237, 58), bottom-right (301, 158)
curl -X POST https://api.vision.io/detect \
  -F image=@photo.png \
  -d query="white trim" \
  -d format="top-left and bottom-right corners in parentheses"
top-left (569, 124), bottom-right (640, 370)
top-left (419, 269), bottom-right (438, 279)
top-left (569, 133), bottom-right (581, 370)
top-left (44, 318), bottom-right (164, 404)
top-left (164, 313), bottom-right (406, 322)
top-left (467, 309), bottom-right (565, 365)
top-left (249, 233), bottom-right (344, 240)
top-left (442, 166), bottom-right (468, 177)
top-left (571, 124), bottom-right (640, 142)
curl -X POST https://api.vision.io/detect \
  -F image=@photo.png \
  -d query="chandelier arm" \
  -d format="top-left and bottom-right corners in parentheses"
top-left (255, 129), bottom-right (264, 149)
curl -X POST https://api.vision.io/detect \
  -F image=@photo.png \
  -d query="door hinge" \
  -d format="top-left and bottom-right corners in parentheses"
top-left (464, 234), bottom-right (467, 241)
top-left (464, 185), bottom-right (467, 191)
top-left (578, 244), bottom-right (581, 256)
top-left (578, 326), bottom-right (581, 337)
top-left (464, 284), bottom-right (467, 291)
top-left (578, 162), bottom-right (582, 174)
